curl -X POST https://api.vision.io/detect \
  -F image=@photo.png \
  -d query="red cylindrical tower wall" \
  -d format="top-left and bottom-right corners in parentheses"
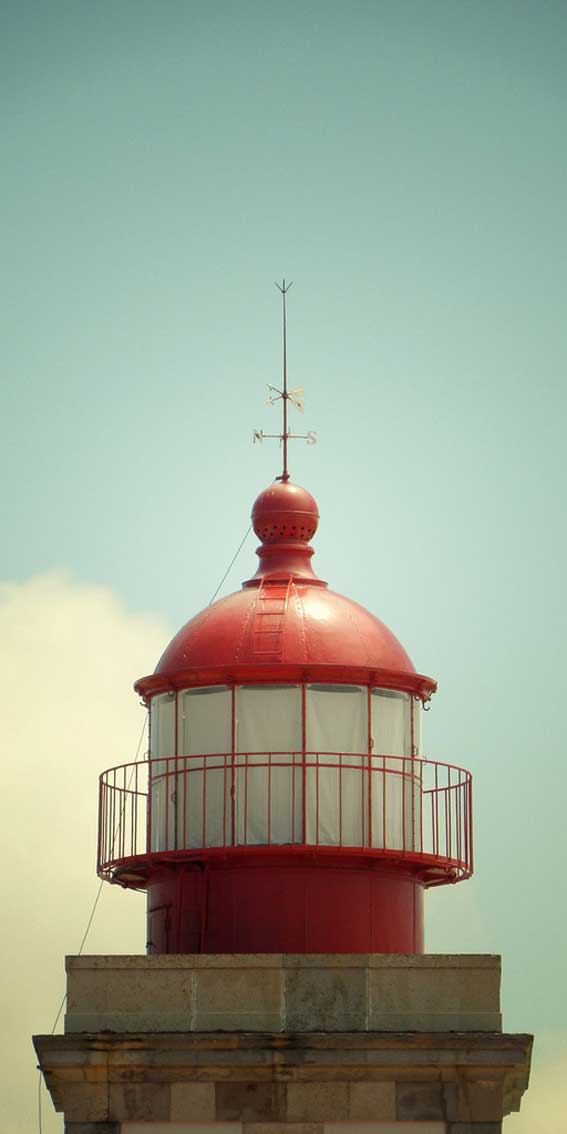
top-left (146, 859), bottom-right (423, 954)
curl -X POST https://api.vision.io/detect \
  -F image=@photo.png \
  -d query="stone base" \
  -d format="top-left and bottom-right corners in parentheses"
top-left (62, 954), bottom-right (502, 1034)
top-left (34, 955), bottom-right (532, 1131)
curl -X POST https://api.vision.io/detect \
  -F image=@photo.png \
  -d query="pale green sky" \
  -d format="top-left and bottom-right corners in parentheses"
top-left (1, 2), bottom-right (566, 1130)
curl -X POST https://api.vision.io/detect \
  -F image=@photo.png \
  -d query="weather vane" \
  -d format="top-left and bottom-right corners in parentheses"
top-left (253, 279), bottom-right (317, 482)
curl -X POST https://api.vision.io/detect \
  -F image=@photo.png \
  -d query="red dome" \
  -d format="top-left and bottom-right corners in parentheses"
top-left (135, 481), bottom-right (436, 699)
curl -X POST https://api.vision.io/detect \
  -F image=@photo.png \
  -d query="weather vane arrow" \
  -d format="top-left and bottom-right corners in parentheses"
top-left (253, 279), bottom-right (318, 480)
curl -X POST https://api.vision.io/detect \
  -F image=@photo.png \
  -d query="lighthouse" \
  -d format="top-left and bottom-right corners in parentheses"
top-left (35, 292), bottom-right (532, 1132)
top-left (98, 281), bottom-right (471, 958)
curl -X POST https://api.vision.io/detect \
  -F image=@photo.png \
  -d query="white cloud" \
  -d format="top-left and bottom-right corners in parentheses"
top-left (505, 1032), bottom-right (567, 1132)
top-left (0, 573), bottom-right (171, 1134)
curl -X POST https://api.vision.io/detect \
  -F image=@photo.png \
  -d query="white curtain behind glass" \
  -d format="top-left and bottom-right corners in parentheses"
top-left (370, 690), bottom-right (420, 851)
top-left (177, 687), bottom-right (231, 849)
top-left (149, 694), bottom-right (176, 852)
top-left (305, 685), bottom-right (368, 846)
top-left (235, 686), bottom-right (302, 845)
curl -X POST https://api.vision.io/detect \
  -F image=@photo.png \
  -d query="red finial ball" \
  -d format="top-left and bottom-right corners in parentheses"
top-left (252, 481), bottom-right (319, 544)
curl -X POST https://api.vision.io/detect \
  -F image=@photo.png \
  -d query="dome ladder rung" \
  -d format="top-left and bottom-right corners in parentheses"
top-left (251, 579), bottom-right (293, 658)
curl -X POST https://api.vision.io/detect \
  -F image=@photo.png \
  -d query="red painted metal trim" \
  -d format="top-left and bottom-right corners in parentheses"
top-left (135, 663), bottom-right (437, 702)
top-left (107, 844), bottom-right (468, 886)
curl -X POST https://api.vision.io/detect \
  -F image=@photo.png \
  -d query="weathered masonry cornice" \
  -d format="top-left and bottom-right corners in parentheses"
top-left (34, 1028), bottom-right (532, 1129)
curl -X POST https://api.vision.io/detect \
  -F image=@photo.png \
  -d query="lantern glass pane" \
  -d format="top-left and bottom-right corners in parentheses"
top-left (150, 693), bottom-right (175, 759)
top-left (178, 686), bottom-right (231, 755)
top-left (305, 685), bottom-right (367, 846)
top-left (149, 694), bottom-right (176, 852)
top-left (370, 689), bottom-right (420, 852)
top-left (235, 685), bottom-right (302, 846)
top-left (371, 689), bottom-right (410, 757)
top-left (177, 687), bottom-right (231, 850)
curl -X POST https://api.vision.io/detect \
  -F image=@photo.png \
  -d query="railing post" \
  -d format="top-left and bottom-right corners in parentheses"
top-left (301, 685), bottom-right (307, 844)
top-left (97, 774), bottom-right (104, 875)
top-left (447, 765), bottom-right (452, 861)
top-left (267, 753), bottom-right (272, 844)
top-left (468, 774), bottom-right (474, 874)
top-left (146, 760), bottom-right (152, 855)
top-left (367, 688), bottom-right (372, 848)
top-left (202, 757), bottom-right (207, 849)
top-left (402, 754), bottom-right (406, 852)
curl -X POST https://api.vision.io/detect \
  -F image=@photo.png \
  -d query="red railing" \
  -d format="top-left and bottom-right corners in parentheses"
top-left (98, 753), bottom-right (472, 885)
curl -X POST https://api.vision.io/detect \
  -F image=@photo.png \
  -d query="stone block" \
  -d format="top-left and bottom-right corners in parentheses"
top-left (286, 1082), bottom-right (349, 1122)
top-left (58, 1084), bottom-right (108, 1122)
top-left (216, 1082), bottom-right (286, 1122)
top-left (369, 957), bottom-right (501, 1032)
top-left (67, 957), bottom-right (193, 1012)
top-left (326, 1126), bottom-right (446, 1134)
top-left (396, 1081), bottom-right (445, 1120)
top-left (122, 1128), bottom-right (240, 1134)
top-left (170, 1081), bottom-right (216, 1120)
top-left (108, 1082), bottom-right (170, 1121)
top-left (450, 1079), bottom-right (504, 1122)
top-left (195, 966), bottom-right (282, 1031)
top-left (348, 1081), bottom-right (396, 1119)
top-left (65, 1125), bottom-right (119, 1134)
top-left (447, 1125), bottom-right (502, 1133)
top-left (243, 1126), bottom-right (323, 1134)
top-left (66, 956), bottom-right (194, 1033)
top-left (285, 965), bottom-right (367, 1031)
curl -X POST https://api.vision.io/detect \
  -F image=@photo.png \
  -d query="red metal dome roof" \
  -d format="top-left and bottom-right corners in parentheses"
top-left (135, 481), bottom-right (436, 700)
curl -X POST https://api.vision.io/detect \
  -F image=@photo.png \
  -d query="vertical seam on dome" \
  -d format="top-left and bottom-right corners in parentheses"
top-left (233, 593), bottom-right (258, 664)
top-left (292, 583), bottom-right (309, 663)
